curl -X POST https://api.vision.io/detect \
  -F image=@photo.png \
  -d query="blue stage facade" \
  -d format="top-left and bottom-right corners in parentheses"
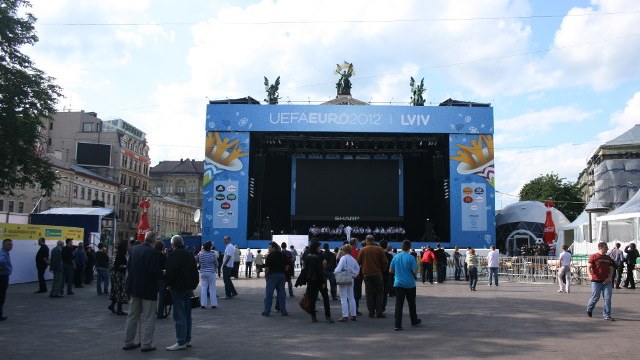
top-left (203, 103), bottom-right (495, 250)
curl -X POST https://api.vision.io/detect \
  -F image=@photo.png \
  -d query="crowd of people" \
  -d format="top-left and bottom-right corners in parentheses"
top-left (308, 224), bottom-right (406, 241)
top-left (0, 234), bottom-right (637, 348)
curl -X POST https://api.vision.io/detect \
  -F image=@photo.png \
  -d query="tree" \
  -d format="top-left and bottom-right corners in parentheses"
top-left (0, 0), bottom-right (61, 195)
top-left (519, 173), bottom-right (584, 221)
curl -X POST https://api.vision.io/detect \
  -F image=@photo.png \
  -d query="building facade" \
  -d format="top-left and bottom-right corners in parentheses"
top-left (149, 159), bottom-right (204, 209)
top-left (0, 157), bottom-right (119, 223)
top-left (41, 111), bottom-right (150, 242)
top-left (577, 124), bottom-right (640, 209)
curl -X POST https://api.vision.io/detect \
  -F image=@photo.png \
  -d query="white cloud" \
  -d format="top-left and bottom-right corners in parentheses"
top-left (597, 91), bottom-right (640, 142)
top-left (547, 0), bottom-right (640, 91)
top-left (495, 106), bottom-right (593, 144)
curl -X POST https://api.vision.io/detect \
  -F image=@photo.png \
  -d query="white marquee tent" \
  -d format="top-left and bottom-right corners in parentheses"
top-left (597, 189), bottom-right (640, 243)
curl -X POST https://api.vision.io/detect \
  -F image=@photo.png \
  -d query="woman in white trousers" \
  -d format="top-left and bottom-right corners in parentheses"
top-left (198, 242), bottom-right (218, 308)
top-left (334, 244), bottom-right (360, 322)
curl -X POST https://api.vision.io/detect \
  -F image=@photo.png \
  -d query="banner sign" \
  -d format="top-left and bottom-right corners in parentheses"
top-left (0, 223), bottom-right (84, 241)
top-left (206, 104), bottom-right (493, 134)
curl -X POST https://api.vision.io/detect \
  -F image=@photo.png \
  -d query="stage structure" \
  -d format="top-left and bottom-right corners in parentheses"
top-left (203, 97), bottom-right (495, 250)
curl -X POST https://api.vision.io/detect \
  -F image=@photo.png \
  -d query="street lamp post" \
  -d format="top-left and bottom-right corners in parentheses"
top-left (114, 187), bottom-right (128, 248)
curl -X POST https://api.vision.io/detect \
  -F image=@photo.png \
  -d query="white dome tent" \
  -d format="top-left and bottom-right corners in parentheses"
top-left (496, 201), bottom-right (570, 255)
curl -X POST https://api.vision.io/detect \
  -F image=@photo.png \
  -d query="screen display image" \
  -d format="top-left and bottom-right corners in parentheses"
top-left (76, 142), bottom-right (111, 167)
top-left (293, 158), bottom-right (402, 220)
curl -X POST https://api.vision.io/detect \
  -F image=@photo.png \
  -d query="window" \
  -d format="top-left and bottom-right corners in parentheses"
top-left (87, 188), bottom-right (92, 200)
top-left (102, 192), bottom-right (105, 202)
top-left (0, 199), bottom-right (3, 211)
top-left (82, 122), bottom-right (94, 132)
top-left (112, 194), bottom-right (116, 205)
top-left (8, 201), bottom-right (14, 212)
top-left (18, 202), bottom-right (24, 213)
top-left (80, 187), bottom-right (85, 200)
top-left (49, 122), bottom-right (53, 130)
top-left (73, 186), bottom-right (78, 198)
top-left (95, 190), bottom-right (99, 200)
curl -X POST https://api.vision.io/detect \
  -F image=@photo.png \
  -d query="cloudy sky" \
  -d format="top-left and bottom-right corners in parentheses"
top-left (23, 0), bottom-right (640, 209)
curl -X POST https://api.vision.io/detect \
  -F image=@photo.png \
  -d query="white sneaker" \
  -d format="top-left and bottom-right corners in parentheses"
top-left (557, 290), bottom-right (563, 293)
top-left (166, 343), bottom-right (187, 351)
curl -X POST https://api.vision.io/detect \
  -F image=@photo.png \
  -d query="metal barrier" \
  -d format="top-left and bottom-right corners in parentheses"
top-left (467, 256), bottom-right (591, 285)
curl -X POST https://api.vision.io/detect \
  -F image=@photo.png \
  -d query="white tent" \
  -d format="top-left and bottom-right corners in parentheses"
top-left (597, 190), bottom-right (640, 243)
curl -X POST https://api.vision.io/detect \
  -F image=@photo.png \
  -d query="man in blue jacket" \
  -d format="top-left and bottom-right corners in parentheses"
top-left (123, 232), bottom-right (162, 352)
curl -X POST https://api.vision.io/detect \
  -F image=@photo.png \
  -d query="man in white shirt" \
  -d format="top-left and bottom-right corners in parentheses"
top-left (607, 243), bottom-right (624, 289)
top-left (557, 244), bottom-right (572, 293)
top-left (486, 245), bottom-right (500, 286)
top-left (245, 248), bottom-right (254, 278)
top-left (222, 236), bottom-right (238, 299)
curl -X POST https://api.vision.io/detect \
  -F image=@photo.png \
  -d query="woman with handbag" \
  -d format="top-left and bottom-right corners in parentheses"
top-left (334, 244), bottom-right (360, 322)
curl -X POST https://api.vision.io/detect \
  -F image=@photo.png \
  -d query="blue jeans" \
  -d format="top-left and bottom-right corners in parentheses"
top-left (171, 290), bottom-right (192, 345)
top-left (263, 272), bottom-right (286, 316)
top-left (488, 267), bottom-right (499, 286)
top-left (469, 266), bottom-right (478, 289)
top-left (587, 281), bottom-right (612, 318)
top-left (95, 267), bottom-right (109, 294)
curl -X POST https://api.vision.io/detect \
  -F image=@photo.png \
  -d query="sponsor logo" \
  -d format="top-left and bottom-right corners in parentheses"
top-left (227, 184), bottom-right (237, 192)
top-left (475, 196), bottom-right (484, 203)
top-left (217, 211), bottom-right (225, 217)
top-left (227, 211), bottom-right (235, 216)
top-left (334, 216), bottom-right (360, 221)
top-left (474, 187), bottom-right (484, 195)
top-left (215, 194), bottom-right (225, 200)
top-left (45, 229), bottom-right (62, 237)
top-left (221, 218), bottom-right (230, 224)
top-left (463, 187), bottom-right (473, 194)
top-left (470, 205), bottom-right (478, 211)
top-left (215, 184), bottom-right (226, 192)
top-left (463, 196), bottom-right (473, 203)
top-left (226, 194), bottom-right (237, 200)
top-left (221, 202), bottom-right (231, 209)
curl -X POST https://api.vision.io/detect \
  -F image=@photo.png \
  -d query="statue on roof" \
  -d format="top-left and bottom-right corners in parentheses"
top-left (264, 76), bottom-right (281, 104)
top-left (410, 77), bottom-right (426, 106)
top-left (334, 62), bottom-right (354, 96)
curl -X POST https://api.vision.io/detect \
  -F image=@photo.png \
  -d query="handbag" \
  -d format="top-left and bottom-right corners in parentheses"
top-left (190, 296), bottom-right (201, 309)
top-left (335, 270), bottom-right (353, 285)
top-left (298, 292), bottom-right (313, 314)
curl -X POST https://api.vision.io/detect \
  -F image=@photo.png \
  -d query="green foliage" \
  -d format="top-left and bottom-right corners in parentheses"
top-left (0, 0), bottom-right (62, 195)
top-left (519, 173), bottom-right (584, 222)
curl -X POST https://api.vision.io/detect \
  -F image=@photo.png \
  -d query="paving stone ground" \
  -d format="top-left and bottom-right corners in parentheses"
top-left (0, 275), bottom-right (638, 359)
